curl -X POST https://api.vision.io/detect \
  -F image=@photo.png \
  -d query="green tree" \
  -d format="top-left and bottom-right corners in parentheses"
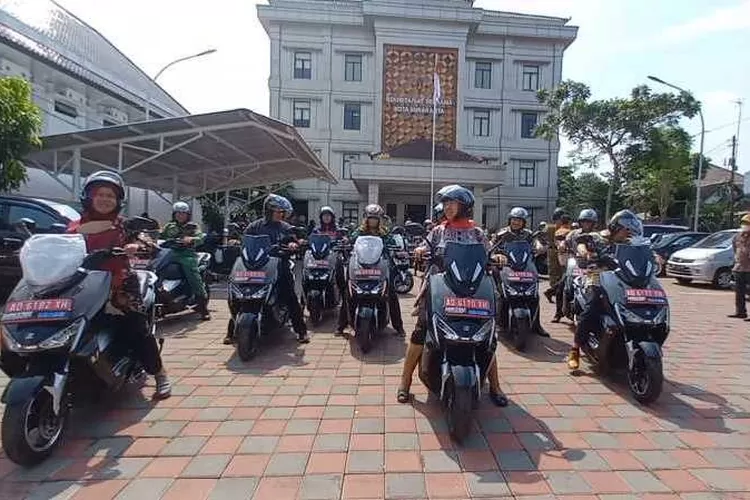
top-left (557, 165), bottom-right (619, 222)
top-left (536, 81), bottom-right (699, 219)
top-left (0, 77), bottom-right (43, 193)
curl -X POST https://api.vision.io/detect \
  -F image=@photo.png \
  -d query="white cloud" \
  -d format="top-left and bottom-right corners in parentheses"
top-left (655, 0), bottom-right (750, 45)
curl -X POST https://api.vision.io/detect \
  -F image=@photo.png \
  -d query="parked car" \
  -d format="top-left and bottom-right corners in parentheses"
top-left (652, 232), bottom-right (709, 276)
top-left (0, 196), bottom-right (80, 298)
top-left (643, 224), bottom-right (690, 245)
top-left (666, 229), bottom-right (738, 289)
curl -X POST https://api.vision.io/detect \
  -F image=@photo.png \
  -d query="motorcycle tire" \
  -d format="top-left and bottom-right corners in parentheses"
top-left (514, 317), bottom-right (531, 352)
top-left (309, 304), bottom-right (322, 325)
top-left (395, 273), bottom-right (414, 294)
top-left (444, 381), bottom-right (473, 442)
top-left (356, 317), bottom-right (374, 354)
top-left (236, 317), bottom-right (260, 362)
top-left (1, 387), bottom-right (68, 466)
top-left (628, 356), bottom-right (663, 405)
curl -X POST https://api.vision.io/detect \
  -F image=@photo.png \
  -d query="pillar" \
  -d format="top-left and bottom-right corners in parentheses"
top-left (367, 182), bottom-right (379, 205)
top-left (396, 203), bottom-right (405, 225)
top-left (71, 148), bottom-right (81, 202)
top-left (474, 186), bottom-right (484, 226)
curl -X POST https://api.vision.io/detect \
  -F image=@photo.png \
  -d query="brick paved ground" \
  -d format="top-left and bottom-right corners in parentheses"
top-left (1, 278), bottom-right (750, 499)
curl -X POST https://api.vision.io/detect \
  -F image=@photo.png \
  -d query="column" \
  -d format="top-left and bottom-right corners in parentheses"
top-left (396, 203), bottom-right (405, 225)
top-left (474, 186), bottom-right (484, 226)
top-left (367, 182), bottom-right (379, 205)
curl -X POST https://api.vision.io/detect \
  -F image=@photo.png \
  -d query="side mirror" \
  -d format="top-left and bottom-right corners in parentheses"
top-left (50, 223), bottom-right (68, 234)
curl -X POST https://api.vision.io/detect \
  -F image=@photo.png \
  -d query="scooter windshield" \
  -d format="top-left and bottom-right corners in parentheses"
top-left (242, 235), bottom-right (272, 268)
top-left (444, 242), bottom-right (488, 288)
top-left (354, 236), bottom-right (383, 265)
top-left (20, 234), bottom-right (87, 287)
top-left (614, 244), bottom-right (654, 282)
top-left (309, 234), bottom-right (331, 259)
top-left (391, 234), bottom-right (406, 250)
top-left (504, 241), bottom-right (532, 271)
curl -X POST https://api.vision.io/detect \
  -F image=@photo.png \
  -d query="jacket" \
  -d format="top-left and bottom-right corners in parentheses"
top-left (494, 226), bottom-right (533, 246)
top-left (244, 218), bottom-right (296, 246)
top-left (67, 215), bottom-right (130, 289)
top-left (733, 231), bottom-right (750, 272)
top-left (160, 221), bottom-right (205, 257)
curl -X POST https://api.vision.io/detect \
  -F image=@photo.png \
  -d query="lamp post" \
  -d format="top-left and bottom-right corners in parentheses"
top-left (145, 48), bottom-right (217, 120)
top-left (647, 75), bottom-right (705, 231)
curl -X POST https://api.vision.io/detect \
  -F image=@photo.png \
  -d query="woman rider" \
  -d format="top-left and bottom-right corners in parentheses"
top-left (396, 184), bottom-right (508, 406)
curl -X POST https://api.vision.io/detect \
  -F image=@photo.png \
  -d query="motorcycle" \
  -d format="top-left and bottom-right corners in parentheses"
top-left (391, 234), bottom-right (414, 294)
top-left (227, 235), bottom-right (291, 361)
top-left (302, 234), bottom-right (340, 324)
top-left (494, 240), bottom-right (539, 352)
top-left (0, 224), bottom-right (159, 465)
top-left (419, 240), bottom-right (498, 442)
top-left (348, 236), bottom-right (391, 353)
top-left (573, 243), bottom-right (669, 404)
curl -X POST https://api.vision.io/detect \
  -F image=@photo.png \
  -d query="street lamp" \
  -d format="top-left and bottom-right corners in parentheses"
top-left (647, 75), bottom-right (705, 231)
top-left (145, 48), bottom-right (217, 120)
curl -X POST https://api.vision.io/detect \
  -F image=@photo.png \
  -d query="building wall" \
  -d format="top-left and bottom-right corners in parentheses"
top-left (259, 0), bottom-right (577, 226)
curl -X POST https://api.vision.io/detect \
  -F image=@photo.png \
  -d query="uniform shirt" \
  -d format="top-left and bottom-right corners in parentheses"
top-left (244, 218), bottom-right (295, 246)
top-left (160, 221), bottom-right (205, 256)
top-left (494, 226), bottom-right (533, 247)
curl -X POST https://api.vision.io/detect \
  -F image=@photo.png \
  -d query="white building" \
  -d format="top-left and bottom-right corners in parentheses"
top-left (0, 0), bottom-right (188, 221)
top-left (258, 0), bottom-right (577, 229)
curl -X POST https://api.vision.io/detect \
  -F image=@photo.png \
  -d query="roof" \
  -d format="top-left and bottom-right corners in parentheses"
top-left (373, 139), bottom-right (483, 163)
top-left (0, 0), bottom-right (186, 116)
top-left (700, 164), bottom-right (744, 187)
top-left (25, 108), bottom-right (338, 197)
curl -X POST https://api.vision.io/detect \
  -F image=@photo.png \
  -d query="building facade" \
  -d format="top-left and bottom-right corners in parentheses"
top-left (258, 0), bottom-right (577, 229)
top-left (0, 0), bottom-right (188, 221)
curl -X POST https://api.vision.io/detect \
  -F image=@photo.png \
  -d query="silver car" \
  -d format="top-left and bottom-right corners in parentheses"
top-left (666, 229), bottom-right (738, 289)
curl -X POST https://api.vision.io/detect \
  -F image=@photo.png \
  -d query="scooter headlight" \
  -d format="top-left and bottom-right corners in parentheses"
top-left (2, 317), bottom-right (85, 352)
top-left (614, 303), bottom-right (668, 325)
top-left (434, 315), bottom-right (495, 343)
top-left (250, 285), bottom-right (271, 299)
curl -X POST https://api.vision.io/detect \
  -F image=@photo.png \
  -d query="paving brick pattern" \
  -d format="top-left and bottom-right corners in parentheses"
top-left (1, 279), bottom-right (750, 499)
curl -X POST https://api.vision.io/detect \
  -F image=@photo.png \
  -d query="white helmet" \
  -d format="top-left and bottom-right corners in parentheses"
top-left (172, 201), bottom-right (191, 214)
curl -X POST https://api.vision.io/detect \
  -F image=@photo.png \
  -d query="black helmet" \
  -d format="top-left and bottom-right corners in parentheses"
top-left (80, 170), bottom-right (126, 212)
top-left (608, 209), bottom-right (643, 238)
top-left (552, 208), bottom-right (566, 222)
top-left (391, 225), bottom-right (405, 235)
top-left (263, 194), bottom-right (293, 218)
top-left (436, 184), bottom-right (475, 207)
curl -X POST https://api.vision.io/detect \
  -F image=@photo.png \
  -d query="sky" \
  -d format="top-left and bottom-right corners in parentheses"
top-left (55, 0), bottom-right (750, 175)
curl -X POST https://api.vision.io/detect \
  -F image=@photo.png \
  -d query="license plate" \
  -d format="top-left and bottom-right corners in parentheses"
top-left (355, 268), bottom-right (381, 277)
top-left (313, 260), bottom-right (329, 268)
top-left (626, 288), bottom-right (667, 305)
top-left (234, 270), bottom-right (267, 282)
top-left (129, 258), bottom-right (150, 268)
top-left (3, 298), bottom-right (74, 323)
top-left (444, 297), bottom-right (491, 318)
top-left (507, 271), bottom-right (536, 282)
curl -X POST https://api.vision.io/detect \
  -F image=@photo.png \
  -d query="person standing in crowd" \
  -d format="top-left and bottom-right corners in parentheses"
top-left (543, 209), bottom-right (567, 303)
top-left (729, 214), bottom-right (750, 319)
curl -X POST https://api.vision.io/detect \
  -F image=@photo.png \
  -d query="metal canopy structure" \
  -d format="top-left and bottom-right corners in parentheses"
top-left (25, 108), bottom-right (337, 199)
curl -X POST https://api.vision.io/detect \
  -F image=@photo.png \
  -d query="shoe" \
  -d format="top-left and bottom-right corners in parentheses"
top-left (537, 328), bottom-right (551, 338)
top-left (222, 335), bottom-right (234, 345)
top-left (567, 348), bottom-right (580, 370)
top-left (335, 328), bottom-right (346, 337)
top-left (551, 313), bottom-right (563, 323)
top-left (489, 391), bottom-right (509, 407)
top-left (196, 298), bottom-right (211, 321)
top-left (297, 331), bottom-right (311, 344)
top-left (728, 313), bottom-right (747, 319)
top-left (543, 289), bottom-right (555, 303)
top-left (154, 372), bottom-right (172, 400)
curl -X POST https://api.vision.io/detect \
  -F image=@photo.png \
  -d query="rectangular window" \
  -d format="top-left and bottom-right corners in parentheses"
top-left (472, 109), bottom-right (490, 137)
top-left (54, 100), bottom-right (78, 118)
top-left (519, 160), bottom-right (537, 187)
top-left (342, 153), bottom-right (360, 179)
top-left (474, 61), bottom-right (492, 89)
top-left (293, 100), bottom-right (311, 128)
top-left (522, 65), bottom-right (540, 91)
top-left (294, 51), bottom-right (312, 79)
top-left (343, 103), bottom-right (361, 131)
top-left (521, 112), bottom-right (538, 139)
top-left (342, 202), bottom-right (359, 225)
top-left (344, 54), bottom-right (362, 82)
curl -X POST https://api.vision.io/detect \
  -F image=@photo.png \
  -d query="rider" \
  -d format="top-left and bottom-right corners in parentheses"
top-left (544, 208), bottom-right (567, 302)
top-left (232, 194), bottom-right (310, 344)
top-left (433, 203), bottom-right (445, 224)
top-left (68, 171), bottom-right (171, 399)
top-left (312, 206), bottom-right (347, 325)
top-left (567, 209), bottom-right (642, 370)
top-left (550, 212), bottom-right (573, 322)
top-left (337, 204), bottom-right (406, 337)
top-left (397, 185), bottom-right (508, 406)
top-left (160, 202), bottom-right (210, 320)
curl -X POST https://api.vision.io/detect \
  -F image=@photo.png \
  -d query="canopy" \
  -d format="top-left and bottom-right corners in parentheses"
top-left (25, 108), bottom-right (337, 197)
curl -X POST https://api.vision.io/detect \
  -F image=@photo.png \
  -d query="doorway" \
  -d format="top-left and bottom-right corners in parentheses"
top-left (405, 204), bottom-right (427, 223)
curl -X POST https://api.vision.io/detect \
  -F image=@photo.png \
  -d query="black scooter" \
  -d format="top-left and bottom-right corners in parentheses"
top-left (494, 240), bottom-right (540, 351)
top-left (302, 234), bottom-right (340, 324)
top-left (0, 219), bottom-right (158, 465)
top-left (419, 241), bottom-right (499, 441)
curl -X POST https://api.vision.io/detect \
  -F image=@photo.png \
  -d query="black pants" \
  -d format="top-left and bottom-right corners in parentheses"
top-left (554, 278), bottom-right (565, 317)
top-left (735, 271), bottom-right (750, 315)
top-left (278, 260), bottom-right (307, 336)
top-left (120, 274), bottom-right (162, 375)
top-left (339, 268), bottom-right (404, 333)
top-left (576, 285), bottom-right (603, 347)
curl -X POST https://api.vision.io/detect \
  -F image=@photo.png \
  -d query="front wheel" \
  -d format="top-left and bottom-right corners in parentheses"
top-left (356, 316), bottom-right (374, 354)
top-left (713, 268), bottom-right (733, 290)
top-left (236, 316), bottom-right (260, 362)
top-left (628, 356), bottom-right (663, 405)
top-left (394, 272), bottom-right (414, 294)
top-left (513, 317), bottom-right (531, 352)
top-left (444, 381), bottom-right (473, 442)
top-left (2, 387), bottom-right (67, 466)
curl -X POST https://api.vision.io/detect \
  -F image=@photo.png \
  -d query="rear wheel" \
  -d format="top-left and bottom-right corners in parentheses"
top-left (628, 356), bottom-right (663, 405)
top-left (444, 381), bottom-right (473, 442)
top-left (2, 387), bottom-right (67, 466)
top-left (236, 317), bottom-right (259, 362)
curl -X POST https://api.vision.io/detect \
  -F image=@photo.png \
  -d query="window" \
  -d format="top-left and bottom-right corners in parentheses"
top-left (294, 51), bottom-right (312, 79)
top-left (472, 109), bottom-right (490, 137)
top-left (522, 65), bottom-right (540, 91)
top-left (342, 202), bottom-right (359, 225)
top-left (474, 61), bottom-right (492, 89)
top-left (7, 205), bottom-right (58, 232)
top-left (518, 161), bottom-right (537, 187)
top-left (293, 100), bottom-right (311, 128)
top-left (54, 100), bottom-right (78, 118)
top-left (344, 54), bottom-right (362, 82)
top-left (342, 153), bottom-right (360, 179)
top-left (521, 112), bottom-right (538, 139)
top-left (343, 103), bottom-right (361, 131)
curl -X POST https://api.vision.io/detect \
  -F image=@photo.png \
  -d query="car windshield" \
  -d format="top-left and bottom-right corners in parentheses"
top-left (652, 233), bottom-right (683, 249)
top-left (693, 231), bottom-right (736, 249)
top-left (35, 199), bottom-right (81, 222)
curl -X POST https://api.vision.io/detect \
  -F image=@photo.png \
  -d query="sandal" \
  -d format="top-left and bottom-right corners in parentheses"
top-left (396, 389), bottom-right (410, 404)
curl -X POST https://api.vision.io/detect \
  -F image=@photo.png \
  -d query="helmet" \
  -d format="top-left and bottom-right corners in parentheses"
top-left (80, 170), bottom-right (126, 212)
top-left (364, 204), bottom-right (384, 219)
top-left (436, 184), bottom-right (475, 207)
top-left (552, 208), bottom-right (566, 222)
top-left (608, 209), bottom-right (643, 238)
top-left (320, 206), bottom-right (335, 217)
top-left (263, 194), bottom-right (293, 217)
top-left (508, 207), bottom-right (529, 222)
top-left (433, 203), bottom-right (445, 221)
top-left (424, 219), bottom-right (433, 226)
top-left (741, 214), bottom-right (750, 226)
top-left (577, 208), bottom-right (598, 223)
top-left (172, 201), bottom-right (190, 214)
top-left (391, 225), bottom-right (405, 235)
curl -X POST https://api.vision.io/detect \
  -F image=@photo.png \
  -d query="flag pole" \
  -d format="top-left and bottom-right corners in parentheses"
top-left (430, 53), bottom-right (438, 208)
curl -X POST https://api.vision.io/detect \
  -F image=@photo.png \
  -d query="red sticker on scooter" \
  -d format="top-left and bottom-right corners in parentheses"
top-left (355, 268), bottom-right (381, 277)
top-left (444, 297), bottom-right (491, 318)
top-left (507, 271), bottom-right (536, 282)
top-left (313, 260), bottom-right (329, 268)
top-left (234, 270), bottom-right (267, 282)
top-left (625, 288), bottom-right (667, 305)
top-left (3, 298), bottom-right (74, 323)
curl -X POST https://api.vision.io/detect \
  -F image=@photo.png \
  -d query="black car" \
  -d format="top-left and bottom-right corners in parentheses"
top-left (0, 196), bottom-right (80, 297)
top-left (643, 224), bottom-right (690, 245)
top-left (652, 231), bottom-right (709, 276)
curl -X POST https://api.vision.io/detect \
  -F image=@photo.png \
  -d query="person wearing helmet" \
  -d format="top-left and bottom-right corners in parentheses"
top-left (549, 212), bottom-right (573, 322)
top-left (397, 184), bottom-right (508, 407)
top-left (543, 209), bottom-right (569, 302)
top-left (316, 206), bottom-right (338, 236)
top-left (433, 203), bottom-right (445, 224)
top-left (68, 171), bottom-right (171, 399)
top-left (313, 205), bottom-right (348, 330)
top-left (566, 209), bottom-right (643, 370)
top-left (233, 194), bottom-right (309, 344)
top-left (160, 201), bottom-right (210, 320)
top-left (730, 214), bottom-right (750, 319)
top-left (424, 219), bottom-right (434, 233)
top-left (337, 204), bottom-right (405, 337)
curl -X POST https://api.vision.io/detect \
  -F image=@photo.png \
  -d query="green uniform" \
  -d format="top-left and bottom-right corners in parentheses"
top-left (160, 221), bottom-right (208, 299)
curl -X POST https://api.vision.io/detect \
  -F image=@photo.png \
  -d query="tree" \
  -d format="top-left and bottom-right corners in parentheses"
top-left (536, 81), bottom-right (699, 219)
top-left (557, 165), bottom-right (619, 221)
top-left (0, 77), bottom-right (42, 193)
top-left (624, 126), bottom-right (692, 220)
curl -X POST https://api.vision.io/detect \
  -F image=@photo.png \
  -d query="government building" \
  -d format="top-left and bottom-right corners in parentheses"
top-left (258, 0), bottom-right (577, 229)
